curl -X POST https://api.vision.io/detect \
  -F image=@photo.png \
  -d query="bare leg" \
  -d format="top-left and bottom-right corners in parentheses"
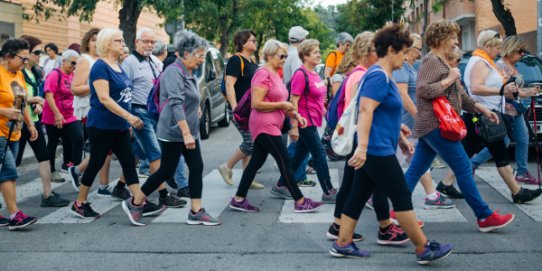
top-left (420, 171), bottom-right (436, 195)
top-left (0, 181), bottom-right (18, 214)
top-left (39, 161), bottom-right (52, 197)
top-left (98, 154), bottom-right (112, 185)
top-left (226, 148), bottom-right (249, 169)
top-left (498, 166), bottom-right (521, 195)
top-left (442, 170), bottom-right (456, 186)
top-left (394, 210), bottom-right (428, 253)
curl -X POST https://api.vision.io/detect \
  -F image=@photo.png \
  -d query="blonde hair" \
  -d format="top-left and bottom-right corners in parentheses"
top-left (350, 31), bottom-right (374, 63)
top-left (96, 28), bottom-right (123, 57)
top-left (298, 39), bottom-right (320, 62)
top-left (410, 33), bottom-right (422, 46)
top-left (262, 39), bottom-right (288, 62)
top-left (336, 51), bottom-right (356, 74)
top-left (501, 35), bottom-right (527, 57)
top-left (477, 30), bottom-right (502, 48)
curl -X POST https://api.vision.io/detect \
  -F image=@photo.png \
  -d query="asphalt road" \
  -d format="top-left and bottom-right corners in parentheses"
top-left (1, 123), bottom-right (541, 271)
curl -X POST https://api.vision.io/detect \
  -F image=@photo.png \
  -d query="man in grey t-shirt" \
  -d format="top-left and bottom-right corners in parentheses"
top-left (283, 26), bottom-right (308, 84)
top-left (121, 27), bottom-right (185, 208)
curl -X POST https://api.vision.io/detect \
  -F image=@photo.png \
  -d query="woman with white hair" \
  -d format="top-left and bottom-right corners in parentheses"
top-left (460, 30), bottom-right (541, 204)
top-left (42, 49), bottom-right (85, 181)
top-left (324, 32), bottom-right (354, 78)
top-left (152, 40), bottom-right (168, 62)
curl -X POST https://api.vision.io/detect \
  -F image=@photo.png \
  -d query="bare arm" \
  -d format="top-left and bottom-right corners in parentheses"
top-left (251, 86), bottom-right (291, 112)
top-left (225, 75), bottom-right (239, 109)
top-left (71, 58), bottom-right (91, 97)
top-left (470, 61), bottom-right (500, 96)
top-left (397, 83), bottom-right (417, 117)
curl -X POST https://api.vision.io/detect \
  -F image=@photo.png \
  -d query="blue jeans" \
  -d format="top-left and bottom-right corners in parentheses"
top-left (405, 129), bottom-right (493, 219)
top-left (277, 141), bottom-right (308, 183)
top-left (0, 138), bottom-right (19, 182)
top-left (175, 155), bottom-right (188, 189)
top-left (131, 106), bottom-right (162, 162)
top-left (278, 126), bottom-right (333, 194)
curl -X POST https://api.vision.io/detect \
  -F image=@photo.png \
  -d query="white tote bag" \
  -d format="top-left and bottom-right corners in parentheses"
top-left (331, 69), bottom-right (387, 156)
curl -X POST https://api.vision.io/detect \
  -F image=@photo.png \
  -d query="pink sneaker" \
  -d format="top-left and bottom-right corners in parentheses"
top-left (515, 172), bottom-right (541, 185)
top-left (294, 198), bottom-right (324, 213)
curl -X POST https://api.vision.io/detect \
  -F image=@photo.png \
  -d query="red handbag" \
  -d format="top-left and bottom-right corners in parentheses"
top-left (432, 96), bottom-right (467, 141)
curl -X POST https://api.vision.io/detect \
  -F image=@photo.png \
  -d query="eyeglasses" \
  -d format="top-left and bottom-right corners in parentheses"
top-left (494, 33), bottom-right (501, 39)
top-left (113, 39), bottom-right (126, 44)
top-left (15, 55), bottom-right (30, 62)
top-left (192, 53), bottom-right (206, 59)
top-left (247, 39), bottom-right (257, 44)
top-left (33, 50), bottom-right (42, 56)
top-left (277, 54), bottom-right (288, 60)
top-left (411, 46), bottom-right (422, 52)
top-left (139, 39), bottom-right (156, 45)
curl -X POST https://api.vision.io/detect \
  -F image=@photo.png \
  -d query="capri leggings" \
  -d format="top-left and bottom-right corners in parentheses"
top-left (233, 120), bottom-right (253, 156)
top-left (16, 121), bottom-right (48, 166)
top-left (341, 154), bottom-right (413, 220)
top-left (80, 128), bottom-right (139, 187)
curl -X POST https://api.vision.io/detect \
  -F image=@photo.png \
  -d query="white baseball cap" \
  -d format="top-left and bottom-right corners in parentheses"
top-left (288, 26), bottom-right (309, 43)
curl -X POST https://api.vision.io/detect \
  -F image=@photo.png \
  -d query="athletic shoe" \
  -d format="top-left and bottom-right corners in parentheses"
top-left (390, 210), bottom-right (424, 228)
top-left (515, 172), bottom-right (542, 185)
top-left (60, 162), bottom-right (73, 173)
top-left (294, 198), bottom-right (324, 213)
top-left (142, 200), bottom-right (166, 217)
top-left (321, 188), bottom-right (337, 204)
top-left (41, 191), bottom-right (70, 207)
top-left (249, 180), bottom-right (265, 189)
top-left (424, 192), bottom-right (455, 209)
top-left (229, 198), bottom-right (260, 213)
top-left (71, 201), bottom-right (100, 219)
top-left (478, 211), bottom-right (515, 233)
top-left (218, 163), bottom-right (234, 185)
top-left (326, 223), bottom-right (364, 242)
top-left (305, 166), bottom-right (316, 174)
top-left (512, 188), bottom-right (542, 204)
top-left (159, 194), bottom-right (187, 208)
top-left (416, 240), bottom-right (453, 265)
top-left (0, 215), bottom-right (9, 227)
top-left (436, 182), bottom-right (464, 199)
top-left (51, 171), bottom-right (66, 183)
top-left (377, 224), bottom-right (410, 245)
top-left (165, 178), bottom-right (178, 190)
top-left (96, 185), bottom-right (113, 198)
top-left (121, 198), bottom-right (146, 226)
top-left (329, 241), bottom-right (370, 258)
top-left (431, 158), bottom-right (446, 169)
top-left (177, 186), bottom-right (191, 198)
top-left (365, 197), bottom-right (374, 210)
top-left (68, 166), bottom-right (81, 192)
top-left (111, 185), bottom-right (131, 201)
top-left (270, 184), bottom-right (292, 199)
top-left (8, 211), bottom-right (37, 230)
top-left (298, 179), bottom-right (317, 187)
top-left (187, 208), bottom-right (221, 226)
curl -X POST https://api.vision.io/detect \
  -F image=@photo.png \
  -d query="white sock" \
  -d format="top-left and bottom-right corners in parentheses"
top-left (427, 192), bottom-right (439, 200)
top-left (9, 211), bottom-right (19, 220)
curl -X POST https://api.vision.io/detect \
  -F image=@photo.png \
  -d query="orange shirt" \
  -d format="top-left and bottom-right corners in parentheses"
top-left (325, 50), bottom-right (344, 77)
top-left (0, 65), bottom-right (27, 141)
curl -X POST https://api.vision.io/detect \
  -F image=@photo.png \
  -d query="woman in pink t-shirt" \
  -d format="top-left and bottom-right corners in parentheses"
top-left (42, 49), bottom-right (84, 176)
top-left (228, 39), bottom-right (324, 213)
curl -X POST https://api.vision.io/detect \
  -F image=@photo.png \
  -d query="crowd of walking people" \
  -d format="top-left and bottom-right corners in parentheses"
top-left (1, 18), bottom-right (542, 265)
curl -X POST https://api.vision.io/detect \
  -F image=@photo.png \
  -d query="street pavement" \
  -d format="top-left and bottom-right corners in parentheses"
top-left (1, 124), bottom-right (541, 270)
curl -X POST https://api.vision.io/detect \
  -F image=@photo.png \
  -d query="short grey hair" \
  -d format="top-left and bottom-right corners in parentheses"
top-left (136, 27), bottom-right (154, 40)
top-left (153, 40), bottom-right (167, 56)
top-left (174, 30), bottom-right (209, 59)
top-left (262, 39), bottom-right (288, 62)
top-left (61, 49), bottom-right (79, 61)
top-left (336, 32), bottom-right (353, 46)
top-left (477, 29), bottom-right (502, 48)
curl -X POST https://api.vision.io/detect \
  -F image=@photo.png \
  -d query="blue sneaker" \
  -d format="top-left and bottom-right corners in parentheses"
top-left (0, 214), bottom-right (9, 227)
top-left (96, 185), bottom-right (113, 198)
top-left (68, 166), bottom-right (81, 192)
top-left (416, 240), bottom-right (453, 265)
top-left (329, 242), bottom-right (370, 258)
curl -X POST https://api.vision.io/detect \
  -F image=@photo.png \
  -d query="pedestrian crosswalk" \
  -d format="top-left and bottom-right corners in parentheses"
top-left (1, 166), bottom-right (541, 226)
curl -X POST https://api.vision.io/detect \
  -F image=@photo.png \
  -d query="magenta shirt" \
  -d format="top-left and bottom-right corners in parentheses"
top-left (42, 69), bottom-right (77, 125)
top-left (249, 67), bottom-right (289, 140)
top-left (290, 65), bottom-right (326, 127)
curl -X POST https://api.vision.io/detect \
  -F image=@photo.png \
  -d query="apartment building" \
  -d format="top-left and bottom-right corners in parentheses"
top-left (404, 0), bottom-right (537, 53)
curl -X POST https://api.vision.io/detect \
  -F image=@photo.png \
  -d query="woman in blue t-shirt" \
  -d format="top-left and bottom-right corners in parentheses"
top-left (330, 23), bottom-right (453, 265)
top-left (70, 28), bottom-right (157, 226)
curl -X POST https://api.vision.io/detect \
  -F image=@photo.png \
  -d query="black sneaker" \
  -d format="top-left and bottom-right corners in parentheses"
top-left (8, 211), bottom-right (37, 230)
top-left (68, 166), bottom-right (81, 192)
top-left (41, 191), bottom-right (70, 207)
top-left (159, 194), bottom-right (187, 208)
top-left (177, 187), bottom-right (191, 198)
top-left (512, 188), bottom-right (542, 204)
top-left (70, 201), bottom-right (100, 219)
top-left (377, 224), bottom-right (410, 245)
top-left (111, 185), bottom-right (131, 201)
top-left (0, 214), bottom-right (9, 227)
top-left (142, 200), bottom-right (167, 217)
top-left (326, 223), bottom-right (364, 242)
top-left (165, 178), bottom-right (178, 190)
top-left (436, 182), bottom-right (464, 199)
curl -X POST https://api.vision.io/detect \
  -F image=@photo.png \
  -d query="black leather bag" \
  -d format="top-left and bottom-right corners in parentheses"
top-left (476, 112), bottom-right (507, 143)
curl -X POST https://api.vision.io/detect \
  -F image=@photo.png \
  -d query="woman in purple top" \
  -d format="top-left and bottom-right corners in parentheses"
top-left (228, 39), bottom-right (324, 213)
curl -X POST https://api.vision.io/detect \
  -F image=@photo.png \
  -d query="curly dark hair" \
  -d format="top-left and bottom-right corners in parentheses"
top-left (81, 28), bottom-right (100, 54)
top-left (0, 38), bottom-right (30, 58)
top-left (424, 19), bottom-right (460, 49)
top-left (374, 23), bottom-right (412, 58)
top-left (234, 30), bottom-right (256, 52)
top-left (19, 35), bottom-right (42, 51)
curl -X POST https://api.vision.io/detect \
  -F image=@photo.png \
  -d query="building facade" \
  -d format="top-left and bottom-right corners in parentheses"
top-left (404, 0), bottom-right (537, 53)
top-left (0, 0), bottom-right (169, 49)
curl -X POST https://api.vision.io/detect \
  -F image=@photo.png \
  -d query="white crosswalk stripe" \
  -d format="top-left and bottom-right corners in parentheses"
top-left (0, 177), bottom-right (64, 204)
top-left (475, 167), bottom-right (542, 221)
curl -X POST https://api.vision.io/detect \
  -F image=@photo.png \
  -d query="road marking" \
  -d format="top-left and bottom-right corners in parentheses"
top-left (279, 168), bottom-right (467, 223)
top-left (476, 167), bottom-right (542, 222)
top-left (151, 169), bottom-right (239, 223)
top-left (0, 177), bottom-right (64, 205)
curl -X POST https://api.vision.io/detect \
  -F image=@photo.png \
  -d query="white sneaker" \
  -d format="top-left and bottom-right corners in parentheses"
top-left (218, 164), bottom-right (233, 185)
top-left (51, 171), bottom-right (66, 183)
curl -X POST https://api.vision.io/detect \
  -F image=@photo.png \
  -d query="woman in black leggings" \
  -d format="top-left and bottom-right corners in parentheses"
top-left (330, 23), bottom-right (452, 265)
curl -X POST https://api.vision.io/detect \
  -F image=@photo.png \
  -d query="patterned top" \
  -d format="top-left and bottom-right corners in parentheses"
top-left (413, 52), bottom-right (478, 138)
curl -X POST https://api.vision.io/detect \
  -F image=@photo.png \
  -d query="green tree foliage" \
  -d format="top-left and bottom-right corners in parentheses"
top-left (336, 0), bottom-right (406, 35)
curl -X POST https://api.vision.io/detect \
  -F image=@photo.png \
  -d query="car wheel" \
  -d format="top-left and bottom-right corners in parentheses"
top-left (218, 103), bottom-right (230, 127)
top-left (200, 104), bottom-right (211, 140)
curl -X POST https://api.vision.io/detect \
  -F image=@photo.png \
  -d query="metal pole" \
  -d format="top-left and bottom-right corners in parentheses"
top-left (538, 0), bottom-right (542, 57)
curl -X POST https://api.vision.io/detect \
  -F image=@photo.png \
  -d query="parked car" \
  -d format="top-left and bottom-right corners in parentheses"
top-left (193, 46), bottom-right (230, 139)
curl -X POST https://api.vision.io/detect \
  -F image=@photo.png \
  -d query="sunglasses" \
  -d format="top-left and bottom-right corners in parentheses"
top-left (33, 50), bottom-right (43, 56)
top-left (277, 54), bottom-right (288, 60)
top-left (71, 61), bottom-right (77, 66)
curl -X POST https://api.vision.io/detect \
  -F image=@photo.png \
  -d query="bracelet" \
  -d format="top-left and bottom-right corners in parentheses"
top-left (356, 146), bottom-right (367, 153)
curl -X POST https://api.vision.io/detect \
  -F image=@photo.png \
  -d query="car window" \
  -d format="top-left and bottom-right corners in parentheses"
top-left (517, 56), bottom-right (542, 85)
top-left (205, 51), bottom-right (216, 82)
top-left (193, 63), bottom-right (203, 79)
